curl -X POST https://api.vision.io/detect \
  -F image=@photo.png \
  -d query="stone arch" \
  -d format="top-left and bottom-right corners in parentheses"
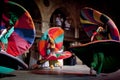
top-left (50, 7), bottom-right (69, 27)
top-left (50, 7), bottom-right (75, 39)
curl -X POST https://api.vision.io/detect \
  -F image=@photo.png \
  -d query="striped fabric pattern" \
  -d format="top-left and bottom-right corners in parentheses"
top-left (38, 27), bottom-right (72, 60)
top-left (80, 7), bottom-right (120, 40)
top-left (0, 1), bottom-right (36, 56)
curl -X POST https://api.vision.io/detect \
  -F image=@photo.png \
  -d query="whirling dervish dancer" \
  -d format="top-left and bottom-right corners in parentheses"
top-left (69, 7), bottom-right (120, 75)
top-left (32, 27), bottom-right (72, 69)
top-left (0, 0), bottom-right (36, 74)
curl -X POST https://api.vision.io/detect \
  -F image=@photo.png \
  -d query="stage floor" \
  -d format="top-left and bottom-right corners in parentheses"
top-left (0, 65), bottom-right (120, 80)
